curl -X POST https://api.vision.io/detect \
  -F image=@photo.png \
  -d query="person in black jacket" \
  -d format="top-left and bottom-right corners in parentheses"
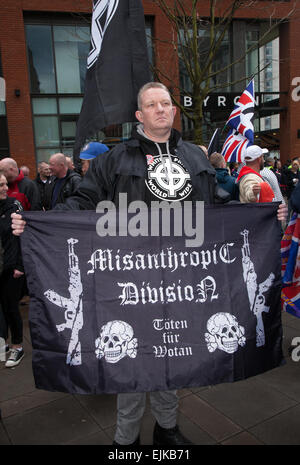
top-left (0, 171), bottom-right (25, 368)
top-left (33, 161), bottom-right (52, 210)
top-left (11, 82), bottom-right (288, 445)
top-left (45, 153), bottom-right (82, 209)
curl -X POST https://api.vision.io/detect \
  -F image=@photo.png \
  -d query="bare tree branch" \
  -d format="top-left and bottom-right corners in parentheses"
top-left (153, 0), bottom-right (300, 143)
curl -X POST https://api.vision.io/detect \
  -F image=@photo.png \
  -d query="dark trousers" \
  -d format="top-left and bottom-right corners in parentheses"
top-left (0, 269), bottom-right (24, 345)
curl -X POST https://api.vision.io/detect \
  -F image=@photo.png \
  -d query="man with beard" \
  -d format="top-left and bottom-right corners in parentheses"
top-left (237, 145), bottom-right (275, 203)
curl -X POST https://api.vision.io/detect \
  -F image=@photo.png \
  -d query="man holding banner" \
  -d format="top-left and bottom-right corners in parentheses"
top-left (12, 82), bottom-right (287, 446)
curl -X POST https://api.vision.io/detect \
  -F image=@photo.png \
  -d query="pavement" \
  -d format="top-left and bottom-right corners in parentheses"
top-left (0, 303), bottom-right (300, 446)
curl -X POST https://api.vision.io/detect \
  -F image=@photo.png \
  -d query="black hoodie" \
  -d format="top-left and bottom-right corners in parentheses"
top-left (54, 125), bottom-right (229, 210)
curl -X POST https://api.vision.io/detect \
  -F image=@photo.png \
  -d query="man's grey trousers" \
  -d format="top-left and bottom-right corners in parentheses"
top-left (114, 390), bottom-right (178, 445)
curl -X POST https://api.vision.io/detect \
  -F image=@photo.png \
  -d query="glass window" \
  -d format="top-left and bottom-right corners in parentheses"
top-left (59, 97), bottom-right (83, 114)
top-left (25, 25), bottom-right (56, 94)
top-left (36, 148), bottom-right (60, 163)
top-left (246, 30), bottom-right (259, 90)
top-left (32, 98), bottom-right (57, 114)
top-left (61, 119), bottom-right (76, 148)
top-left (0, 116), bottom-right (9, 156)
top-left (53, 25), bottom-right (90, 94)
top-left (179, 25), bottom-right (230, 93)
top-left (0, 101), bottom-right (5, 116)
top-left (33, 116), bottom-right (59, 147)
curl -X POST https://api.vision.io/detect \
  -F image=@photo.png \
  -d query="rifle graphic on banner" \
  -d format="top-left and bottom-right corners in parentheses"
top-left (241, 229), bottom-right (274, 347)
top-left (44, 238), bottom-right (83, 365)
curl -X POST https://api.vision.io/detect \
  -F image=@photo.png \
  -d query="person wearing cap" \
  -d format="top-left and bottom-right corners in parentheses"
top-left (260, 149), bottom-right (285, 204)
top-left (79, 142), bottom-right (109, 176)
top-left (237, 145), bottom-right (275, 203)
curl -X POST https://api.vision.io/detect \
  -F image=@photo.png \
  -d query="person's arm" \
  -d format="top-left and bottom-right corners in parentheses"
top-left (239, 175), bottom-right (260, 203)
top-left (54, 151), bottom-right (112, 210)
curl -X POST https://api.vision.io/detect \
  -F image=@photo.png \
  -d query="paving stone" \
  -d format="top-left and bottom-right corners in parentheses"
top-left (0, 346), bottom-right (36, 402)
top-left (282, 312), bottom-right (300, 331)
top-left (178, 394), bottom-right (241, 442)
top-left (3, 396), bottom-right (99, 445)
top-left (282, 324), bottom-right (300, 358)
top-left (0, 390), bottom-right (69, 419)
top-left (221, 431), bottom-right (264, 445)
top-left (177, 412), bottom-right (216, 445)
top-left (75, 393), bottom-right (117, 429)
top-left (197, 377), bottom-right (297, 429)
top-left (255, 360), bottom-right (300, 402)
top-left (0, 421), bottom-right (10, 445)
top-left (249, 405), bottom-right (300, 445)
top-left (63, 429), bottom-right (112, 445)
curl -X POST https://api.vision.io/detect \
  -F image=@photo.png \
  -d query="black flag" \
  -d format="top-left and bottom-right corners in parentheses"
top-left (73, 0), bottom-right (151, 164)
top-left (207, 128), bottom-right (221, 157)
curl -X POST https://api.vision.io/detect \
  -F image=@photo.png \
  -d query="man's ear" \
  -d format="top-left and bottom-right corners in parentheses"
top-left (172, 106), bottom-right (177, 118)
top-left (135, 110), bottom-right (143, 123)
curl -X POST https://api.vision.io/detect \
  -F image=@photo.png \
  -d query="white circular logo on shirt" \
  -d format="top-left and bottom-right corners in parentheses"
top-left (145, 154), bottom-right (192, 201)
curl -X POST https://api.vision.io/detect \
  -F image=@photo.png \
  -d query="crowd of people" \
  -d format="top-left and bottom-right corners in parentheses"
top-left (210, 148), bottom-right (299, 211)
top-left (1, 82), bottom-right (289, 446)
top-left (0, 143), bottom-right (109, 368)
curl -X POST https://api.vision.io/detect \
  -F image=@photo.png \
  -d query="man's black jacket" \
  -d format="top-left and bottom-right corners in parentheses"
top-left (44, 169), bottom-right (82, 209)
top-left (55, 131), bottom-right (229, 210)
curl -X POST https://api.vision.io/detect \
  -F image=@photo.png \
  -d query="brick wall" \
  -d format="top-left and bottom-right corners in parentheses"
top-left (280, 17), bottom-right (300, 162)
top-left (0, 0), bottom-right (92, 178)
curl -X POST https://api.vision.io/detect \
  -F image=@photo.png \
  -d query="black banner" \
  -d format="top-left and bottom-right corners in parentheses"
top-left (73, 0), bottom-right (150, 163)
top-left (21, 204), bottom-right (284, 395)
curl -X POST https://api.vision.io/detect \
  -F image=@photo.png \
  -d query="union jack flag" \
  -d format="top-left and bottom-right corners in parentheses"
top-left (281, 213), bottom-right (300, 318)
top-left (221, 80), bottom-right (255, 163)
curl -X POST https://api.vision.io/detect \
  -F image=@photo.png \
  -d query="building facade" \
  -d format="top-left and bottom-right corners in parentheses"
top-left (0, 0), bottom-right (299, 176)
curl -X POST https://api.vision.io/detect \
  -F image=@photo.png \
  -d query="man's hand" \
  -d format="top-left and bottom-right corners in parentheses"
top-left (13, 269), bottom-right (24, 279)
top-left (11, 213), bottom-right (26, 236)
top-left (277, 202), bottom-right (288, 222)
top-left (252, 183), bottom-right (261, 197)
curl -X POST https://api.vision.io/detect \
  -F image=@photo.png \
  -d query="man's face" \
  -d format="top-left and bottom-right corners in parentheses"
top-left (0, 175), bottom-right (8, 200)
top-left (40, 163), bottom-right (50, 178)
top-left (135, 88), bottom-right (176, 136)
top-left (49, 157), bottom-right (61, 177)
top-left (259, 156), bottom-right (264, 170)
top-left (81, 159), bottom-right (90, 176)
top-left (0, 162), bottom-right (15, 183)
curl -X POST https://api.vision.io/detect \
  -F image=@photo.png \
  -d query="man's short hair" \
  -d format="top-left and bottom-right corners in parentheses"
top-left (137, 82), bottom-right (171, 110)
top-left (50, 153), bottom-right (67, 166)
top-left (209, 152), bottom-right (225, 169)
